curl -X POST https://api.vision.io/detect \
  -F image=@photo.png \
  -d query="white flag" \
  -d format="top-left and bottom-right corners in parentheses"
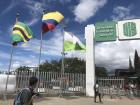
top-left (64, 31), bottom-right (86, 51)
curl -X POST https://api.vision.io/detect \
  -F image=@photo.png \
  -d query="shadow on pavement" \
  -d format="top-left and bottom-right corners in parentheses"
top-left (63, 96), bottom-right (81, 100)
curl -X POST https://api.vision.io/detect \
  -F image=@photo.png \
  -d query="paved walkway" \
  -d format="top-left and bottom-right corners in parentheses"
top-left (1, 96), bottom-right (140, 105)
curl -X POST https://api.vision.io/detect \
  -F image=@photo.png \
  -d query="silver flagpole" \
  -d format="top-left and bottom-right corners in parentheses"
top-left (37, 31), bottom-right (43, 92)
top-left (37, 11), bottom-right (45, 92)
top-left (5, 46), bottom-right (14, 93)
top-left (59, 25), bottom-right (66, 97)
top-left (62, 27), bottom-right (65, 75)
top-left (4, 13), bottom-right (19, 103)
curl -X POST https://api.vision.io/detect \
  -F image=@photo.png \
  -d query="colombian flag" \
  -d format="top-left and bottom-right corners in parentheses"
top-left (42, 11), bottom-right (64, 33)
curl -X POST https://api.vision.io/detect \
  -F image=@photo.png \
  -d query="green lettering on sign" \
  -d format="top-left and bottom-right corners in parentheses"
top-left (123, 22), bottom-right (137, 37)
top-left (95, 21), bottom-right (117, 41)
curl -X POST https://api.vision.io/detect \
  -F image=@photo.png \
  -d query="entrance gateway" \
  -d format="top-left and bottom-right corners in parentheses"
top-left (85, 19), bottom-right (140, 97)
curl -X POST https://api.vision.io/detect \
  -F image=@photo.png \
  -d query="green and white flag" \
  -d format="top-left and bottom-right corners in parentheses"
top-left (64, 31), bottom-right (86, 52)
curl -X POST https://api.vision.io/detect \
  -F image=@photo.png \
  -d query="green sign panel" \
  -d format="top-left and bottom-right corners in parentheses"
top-left (123, 22), bottom-right (137, 37)
top-left (95, 21), bottom-right (117, 41)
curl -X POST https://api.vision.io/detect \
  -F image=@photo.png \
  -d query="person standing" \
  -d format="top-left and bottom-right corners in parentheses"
top-left (128, 82), bottom-right (134, 99)
top-left (13, 76), bottom-right (39, 105)
top-left (94, 81), bottom-right (102, 103)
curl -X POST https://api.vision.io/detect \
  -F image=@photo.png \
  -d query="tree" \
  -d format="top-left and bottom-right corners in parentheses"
top-left (129, 56), bottom-right (134, 71)
top-left (134, 50), bottom-right (139, 69)
top-left (38, 60), bottom-right (61, 72)
top-left (15, 58), bottom-right (107, 76)
top-left (16, 66), bottom-right (31, 72)
top-left (35, 58), bottom-right (86, 73)
top-left (134, 50), bottom-right (140, 73)
top-left (95, 66), bottom-right (108, 77)
top-left (63, 57), bottom-right (85, 73)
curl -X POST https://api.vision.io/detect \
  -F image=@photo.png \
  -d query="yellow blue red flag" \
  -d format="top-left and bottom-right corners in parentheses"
top-left (42, 11), bottom-right (64, 33)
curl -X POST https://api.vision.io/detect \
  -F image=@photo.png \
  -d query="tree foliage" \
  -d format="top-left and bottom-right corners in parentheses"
top-left (16, 66), bottom-right (31, 72)
top-left (15, 58), bottom-right (108, 76)
top-left (134, 50), bottom-right (140, 74)
top-left (95, 66), bottom-right (108, 77)
top-left (63, 58), bottom-right (86, 73)
top-left (38, 58), bottom-right (86, 73)
top-left (38, 60), bottom-right (61, 72)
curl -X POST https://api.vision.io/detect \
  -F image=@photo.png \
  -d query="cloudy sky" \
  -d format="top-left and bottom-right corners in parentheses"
top-left (0, 0), bottom-right (140, 71)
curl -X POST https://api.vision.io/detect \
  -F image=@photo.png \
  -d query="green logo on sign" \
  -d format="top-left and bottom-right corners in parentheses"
top-left (123, 22), bottom-right (137, 37)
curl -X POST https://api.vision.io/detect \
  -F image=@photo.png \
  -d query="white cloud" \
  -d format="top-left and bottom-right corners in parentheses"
top-left (0, 49), bottom-right (39, 71)
top-left (20, 29), bottom-right (63, 56)
top-left (21, 0), bottom-right (46, 26)
top-left (47, 0), bottom-right (71, 3)
top-left (26, 18), bottom-right (39, 26)
top-left (66, 51), bottom-right (85, 60)
top-left (0, 51), bottom-right (18, 71)
top-left (0, 30), bottom-right (63, 71)
top-left (20, 29), bottom-right (86, 59)
top-left (73, 0), bottom-right (107, 23)
top-left (0, 30), bottom-right (85, 71)
top-left (111, 6), bottom-right (136, 21)
top-left (0, 51), bottom-right (11, 60)
top-left (8, 25), bottom-right (13, 36)
top-left (11, 54), bottom-right (39, 71)
top-left (58, 0), bottom-right (71, 4)
top-left (0, 0), bottom-right (45, 26)
top-left (12, 61), bottom-right (20, 69)
top-left (1, 0), bottom-right (17, 15)
top-left (24, 0), bottom-right (45, 16)
top-left (11, 60), bottom-right (38, 71)
top-left (95, 40), bottom-right (140, 71)
top-left (0, 41), bottom-right (11, 47)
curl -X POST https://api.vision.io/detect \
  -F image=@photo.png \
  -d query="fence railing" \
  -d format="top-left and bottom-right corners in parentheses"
top-left (1, 71), bottom-right (140, 97)
top-left (15, 71), bottom-right (86, 96)
top-left (97, 77), bottom-right (125, 95)
top-left (16, 72), bottom-right (126, 96)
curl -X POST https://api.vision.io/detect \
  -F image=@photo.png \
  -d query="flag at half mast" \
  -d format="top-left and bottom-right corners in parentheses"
top-left (12, 22), bottom-right (34, 45)
top-left (64, 31), bottom-right (86, 52)
top-left (42, 11), bottom-right (64, 33)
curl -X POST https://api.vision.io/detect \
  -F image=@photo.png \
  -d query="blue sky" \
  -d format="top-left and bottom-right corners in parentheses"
top-left (1, 0), bottom-right (140, 71)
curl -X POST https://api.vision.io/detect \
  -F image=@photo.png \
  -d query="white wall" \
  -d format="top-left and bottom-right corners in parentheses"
top-left (0, 74), bottom-right (16, 93)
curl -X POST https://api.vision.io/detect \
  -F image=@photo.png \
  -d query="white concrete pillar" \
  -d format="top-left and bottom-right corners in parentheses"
top-left (85, 24), bottom-right (95, 97)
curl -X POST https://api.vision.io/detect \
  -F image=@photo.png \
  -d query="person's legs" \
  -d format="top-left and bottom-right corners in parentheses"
top-left (94, 92), bottom-right (97, 102)
top-left (99, 93), bottom-right (102, 102)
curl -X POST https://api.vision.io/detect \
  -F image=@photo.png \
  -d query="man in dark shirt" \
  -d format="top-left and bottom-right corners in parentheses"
top-left (13, 76), bottom-right (38, 105)
top-left (94, 81), bottom-right (102, 103)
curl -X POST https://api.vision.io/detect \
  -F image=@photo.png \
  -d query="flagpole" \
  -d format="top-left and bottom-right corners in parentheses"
top-left (4, 12), bottom-right (19, 102)
top-left (62, 26), bottom-right (67, 74)
top-left (59, 25), bottom-right (67, 97)
top-left (5, 46), bottom-right (14, 92)
top-left (62, 27), bottom-right (65, 75)
top-left (37, 31), bottom-right (43, 92)
top-left (37, 11), bottom-right (45, 92)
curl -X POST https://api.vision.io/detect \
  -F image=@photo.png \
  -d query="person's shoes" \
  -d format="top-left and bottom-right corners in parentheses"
top-left (100, 101), bottom-right (103, 103)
